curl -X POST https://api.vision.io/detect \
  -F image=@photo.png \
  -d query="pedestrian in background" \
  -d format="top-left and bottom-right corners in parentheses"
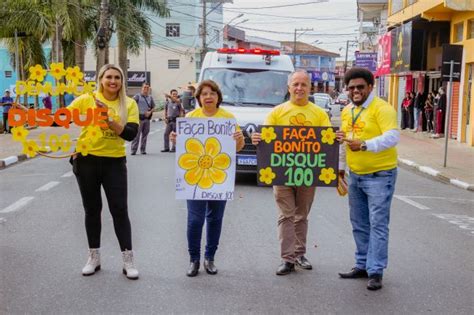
top-left (170, 80), bottom-right (245, 277)
top-left (161, 89), bottom-right (184, 153)
top-left (252, 70), bottom-right (333, 276)
top-left (68, 64), bottom-right (140, 280)
top-left (401, 92), bottom-right (411, 130)
top-left (131, 82), bottom-right (155, 155)
top-left (42, 93), bottom-right (52, 110)
top-left (425, 93), bottom-right (434, 133)
top-left (434, 87), bottom-right (447, 138)
top-left (336, 67), bottom-right (399, 291)
top-left (1, 89), bottom-right (13, 133)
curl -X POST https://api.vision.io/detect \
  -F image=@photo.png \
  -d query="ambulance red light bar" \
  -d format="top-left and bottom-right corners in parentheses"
top-left (217, 48), bottom-right (280, 56)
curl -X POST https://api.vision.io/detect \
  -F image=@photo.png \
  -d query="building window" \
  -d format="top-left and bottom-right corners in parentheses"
top-left (390, 0), bottom-right (403, 14)
top-left (168, 59), bottom-right (180, 69)
top-left (214, 29), bottom-right (220, 43)
top-left (454, 22), bottom-right (464, 42)
top-left (430, 32), bottom-right (438, 48)
top-left (4, 71), bottom-right (12, 78)
top-left (166, 23), bottom-right (180, 37)
top-left (468, 19), bottom-right (474, 40)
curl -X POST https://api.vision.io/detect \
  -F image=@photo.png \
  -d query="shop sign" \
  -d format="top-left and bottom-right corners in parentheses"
top-left (355, 52), bottom-right (377, 73)
top-left (84, 71), bottom-right (151, 86)
top-left (441, 44), bottom-right (463, 82)
top-left (391, 22), bottom-right (412, 73)
top-left (375, 31), bottom-right (392, 76)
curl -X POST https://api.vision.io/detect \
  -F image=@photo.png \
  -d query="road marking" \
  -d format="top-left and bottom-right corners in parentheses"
top-left (418, 166), bottom-right (440, 177)
top-left (433, 214), bottom-right (474, 235)
top-left (404, 196), bottom-right (474, 203)
top-left (61, 171), bottom-right (74, 178)
top-left (35, 181), bottom-right (60, 192)
top-left (0, 196), bottom-right (35, 214)
top-left (394, 195), bottom-right (430, 210)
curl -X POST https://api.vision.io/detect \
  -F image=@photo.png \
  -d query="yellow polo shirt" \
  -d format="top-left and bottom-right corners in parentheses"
top-left (68, 92), bottom-right (139, 157)
top-left (186, 107), bottom-right (240, 130)
top-left (264, 101), bottom-right (331, 127)
top-left (341, 96), bottom-right (398, 174)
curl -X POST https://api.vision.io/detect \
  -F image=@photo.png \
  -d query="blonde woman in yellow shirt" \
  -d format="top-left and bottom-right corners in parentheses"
top-left (69, 64), bottom-right (140, 280)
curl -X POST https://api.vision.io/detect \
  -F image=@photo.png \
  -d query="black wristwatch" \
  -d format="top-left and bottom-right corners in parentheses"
top-left (360, 141), bottom-right (367, 151)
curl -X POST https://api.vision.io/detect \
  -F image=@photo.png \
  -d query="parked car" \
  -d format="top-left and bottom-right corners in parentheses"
top-left (335, 93), bottom-right (350, 111)
top-left (312, 96), bottom-right (332, 120)
top-left (313, 93), bottom-right (333, 104)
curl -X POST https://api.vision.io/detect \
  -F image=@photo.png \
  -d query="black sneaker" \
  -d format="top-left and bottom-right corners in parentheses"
top-left (161, 149), bottom-right (170, 152)
top-left (367, 274), bottom-right (383, 290)
top-left (276, 262), bottom-right (295, 276)
top-left (338, 267), bottom-right (368, 279)
top-left (295, 256), bottom-right (312, 270)
top-left (170, 148), bottom-right (176, 152)
top-left (131, 152), bottom-right (137, 155)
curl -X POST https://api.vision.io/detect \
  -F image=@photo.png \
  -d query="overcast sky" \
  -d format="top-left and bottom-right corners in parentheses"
top-left (223, 0), bottom-right (359, 61)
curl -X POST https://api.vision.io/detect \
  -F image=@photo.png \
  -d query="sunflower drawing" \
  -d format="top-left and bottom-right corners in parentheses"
top-left (321, 128), bottom-right (336, 145)
top-left (319, 167), bottom-right (337, 185)
top-left (261, 127), bottom-right (277, 144)
top-left (289, 113), bottom-right (311, 126)
top-left (259, 167), bottom-right (276, 185)
top-left (178, 138), bottom-right (231, 192)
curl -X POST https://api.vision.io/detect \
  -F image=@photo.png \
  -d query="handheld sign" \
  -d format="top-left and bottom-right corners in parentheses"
top-left (257, 126), bottom-right (339, 187)
top-left (175, 117), bottom-right (237, 200)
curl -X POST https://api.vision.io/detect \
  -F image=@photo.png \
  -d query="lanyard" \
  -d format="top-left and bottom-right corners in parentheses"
top-left (351, 106), bottom-right (364, 127)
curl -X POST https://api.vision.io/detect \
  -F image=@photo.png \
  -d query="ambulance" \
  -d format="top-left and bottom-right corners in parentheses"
top-left (198, 48), bottom-right (295, 173)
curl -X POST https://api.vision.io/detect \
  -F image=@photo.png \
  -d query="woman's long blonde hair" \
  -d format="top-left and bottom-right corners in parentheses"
top-left (97, 64), bottom-right (127, 125)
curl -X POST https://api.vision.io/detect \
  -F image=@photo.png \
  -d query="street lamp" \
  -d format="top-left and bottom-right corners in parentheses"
top-left (232, 19), bottom-right (249, 27)
top-left (227, 13), bottom-right (244, 26)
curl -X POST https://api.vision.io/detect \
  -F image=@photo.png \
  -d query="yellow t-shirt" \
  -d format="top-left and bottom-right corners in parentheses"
top-left (186, 107), bottom-right (240, 130)
top-left (68, 92), bottom-right (139, 157)
top-left (264, 101), bottom-right (332, 127)
top-left (341, 96), bottom-right (398, 174)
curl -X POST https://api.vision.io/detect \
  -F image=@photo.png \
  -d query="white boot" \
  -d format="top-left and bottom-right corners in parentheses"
top-left (122, 250), bottom-right (139, 280)
top-left (82, 248), bottom-right (101, 276)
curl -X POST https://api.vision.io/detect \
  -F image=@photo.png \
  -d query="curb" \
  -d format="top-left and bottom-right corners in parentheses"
top-left (0, 147), bottom-right (51, 170)
top-left (398, 157), bottom-right (474, 191)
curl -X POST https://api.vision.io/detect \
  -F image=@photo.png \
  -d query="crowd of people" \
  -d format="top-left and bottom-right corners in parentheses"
top-left (400, 87), bottom-right (447, 138)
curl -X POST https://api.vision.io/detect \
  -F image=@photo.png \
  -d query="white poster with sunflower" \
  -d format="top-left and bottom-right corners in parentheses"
top-left (175, 118), bottom-right (237, 200)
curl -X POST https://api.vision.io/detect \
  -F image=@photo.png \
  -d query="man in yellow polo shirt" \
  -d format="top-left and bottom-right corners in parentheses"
top-left (252, 70), bottom-right (332, 276)
top-left (336, 67), bottom-right (399, 291)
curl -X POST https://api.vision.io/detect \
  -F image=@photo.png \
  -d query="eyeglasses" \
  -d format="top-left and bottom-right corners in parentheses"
top-left (347, 84), bottom-right (367, 91)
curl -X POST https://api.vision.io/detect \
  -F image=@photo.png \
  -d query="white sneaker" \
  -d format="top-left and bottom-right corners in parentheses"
top-left (122, 250), bottom-right (139, 280)
top-left (82, 248), bottom-right (101, 276)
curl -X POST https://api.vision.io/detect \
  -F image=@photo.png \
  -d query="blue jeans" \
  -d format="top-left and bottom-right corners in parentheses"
top-left (186, 200), bottom-right (226, 262)
top-left (348, 168), bottom-right (397, 276)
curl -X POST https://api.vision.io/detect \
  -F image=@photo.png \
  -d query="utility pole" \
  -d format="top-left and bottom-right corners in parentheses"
top-left (293, 28), bottom-right (313, 66)
top-left (343, 39), bottom-right (358, 73)
top-left (14, 29), bottom-right (19, 79)
top-left (201, 0), bottom-right (207, 65)
top-left (97, 0), bottom-right (109, 72)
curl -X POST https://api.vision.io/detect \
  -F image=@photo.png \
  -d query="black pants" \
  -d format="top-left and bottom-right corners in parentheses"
top-left (3, 113), bottom-right (9, 133)
top-left (73, 155), bottom-right (132, 251)
top-left (164, 120), bottom-right (176, 150)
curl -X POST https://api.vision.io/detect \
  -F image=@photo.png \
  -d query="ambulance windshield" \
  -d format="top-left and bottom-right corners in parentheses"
top-left (202, 68), bottom-right (290, 106)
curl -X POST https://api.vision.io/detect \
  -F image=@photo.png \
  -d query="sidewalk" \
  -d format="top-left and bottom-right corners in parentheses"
top-left (397, 129), bottom-right (474, 190)
top-left (1, 121), bottom-right (473, 190)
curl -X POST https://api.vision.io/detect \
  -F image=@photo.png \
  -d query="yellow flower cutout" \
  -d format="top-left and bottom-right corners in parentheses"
top-left (22, 140), bottom-right (39, 158)
top-left (321, 128), bottom-right (336, 145)
top-left (85, 126), bottom-right (103, 143)
top-left (11, 126), bottom-right (29, 142)
top-left (261, 127), bottom-right (277, 144)
top-left (66, 66), bottom-right (84, 83)
top-left (76, 138), bottom-right (92, 156)
top-left (28, 64), bottom-right (47, 82)
top-left (50, 62), bottom-right (66, 80)
top-left (352, 121), bottom-right (366, 136)
top-left (178, 137), bottom-right (231, 189)
top-left (259, 167), bottom-right (276, 185)
top-left (319, 168), bottom-right (337, 185)
top-left (289, 113), bottom-right (312, 126)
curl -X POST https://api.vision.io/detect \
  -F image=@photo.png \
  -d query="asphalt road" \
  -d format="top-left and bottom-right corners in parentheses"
top-left (1, 121), bottom-right (473, 314)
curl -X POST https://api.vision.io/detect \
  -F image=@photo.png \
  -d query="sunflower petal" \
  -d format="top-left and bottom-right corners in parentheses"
top-left (185, 138), bottom-right (204, 156)
top-left (209, 168), bottom-right (227, 184)
top-left (184, 166), bottom-right (204, 185)
top-left (198, 169), bottom-right (213, 189)
top-left (205, 137), bottom-right (221, 157)
top-left (178, 153), bottom-right (199, 170)
top-left (213, 153), bottom-right (231, 170)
